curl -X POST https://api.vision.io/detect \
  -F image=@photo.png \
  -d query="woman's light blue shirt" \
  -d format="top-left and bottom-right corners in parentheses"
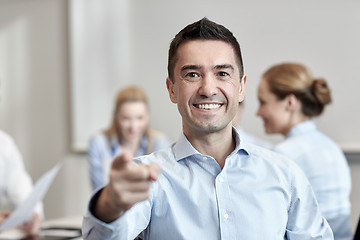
top-left (88, 131), bottom-right (171, 192)
top-left (274, 120), bottom-right (352, 239)
top-left (83, 128), bottom-right (333, 240)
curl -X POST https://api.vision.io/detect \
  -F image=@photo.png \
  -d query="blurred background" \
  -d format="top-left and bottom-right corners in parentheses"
top-left (0, 0), bottom-right (359, 230)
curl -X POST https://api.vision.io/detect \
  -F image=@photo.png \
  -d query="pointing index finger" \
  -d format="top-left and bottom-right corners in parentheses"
top-left (112, 151), bottom-right (133, 170)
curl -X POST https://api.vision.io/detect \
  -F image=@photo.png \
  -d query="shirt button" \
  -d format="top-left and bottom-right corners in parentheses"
top-left (203, 156), bottom-right (207, 160)
top-left (224, 212), bottom-right (229, 219)
top-left (218, 177), bottom-right (223, 182)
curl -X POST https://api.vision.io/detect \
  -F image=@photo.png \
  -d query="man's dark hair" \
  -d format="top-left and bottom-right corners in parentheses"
top-left (167, 17), bottom-right (244, 82)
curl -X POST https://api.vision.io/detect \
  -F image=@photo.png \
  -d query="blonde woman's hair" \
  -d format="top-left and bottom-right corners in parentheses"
top-left (262, 63), bottom-right (331, 117)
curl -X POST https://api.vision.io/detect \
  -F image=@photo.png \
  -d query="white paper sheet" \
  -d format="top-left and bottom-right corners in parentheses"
top-left (0, 162), bottom-right (61, 232)
top-left (0, 228), bottom-right (24, 239)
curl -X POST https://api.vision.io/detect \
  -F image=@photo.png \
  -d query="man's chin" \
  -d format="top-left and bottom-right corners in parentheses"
top-left (195, 123), bottom-right (227, 134)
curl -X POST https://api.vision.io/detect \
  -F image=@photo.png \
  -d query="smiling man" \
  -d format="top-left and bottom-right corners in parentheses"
top-left (82, 18), bottom-right (333, 240)
top-left (167, 39), bottom-right (244, 169)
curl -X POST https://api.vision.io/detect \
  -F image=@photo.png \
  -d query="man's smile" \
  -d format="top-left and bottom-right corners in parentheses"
top-left (193, 103), bottom-right (222, 110)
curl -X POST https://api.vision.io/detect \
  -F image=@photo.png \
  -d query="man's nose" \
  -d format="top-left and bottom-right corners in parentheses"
top-left (198, 75), bottom-right (218, 97)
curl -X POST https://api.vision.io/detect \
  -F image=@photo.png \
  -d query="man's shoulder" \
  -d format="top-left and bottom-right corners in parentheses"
top-left (244, 142), bottom-right (302, 174)
top-left (243, 143), bottom-right (312, 194)
top-left (245, 142), bottom-right (285, 160)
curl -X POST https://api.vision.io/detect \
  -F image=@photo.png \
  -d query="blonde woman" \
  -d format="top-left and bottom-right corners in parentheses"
top-left (88, 86), bottom-right (170, 192)
top-left (257, 62), bottom-right (352, 239)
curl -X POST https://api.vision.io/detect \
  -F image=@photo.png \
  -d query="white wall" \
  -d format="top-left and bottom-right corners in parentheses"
top-left (70, 0), bottom-right (360, 152)
top-left (0, 0), bottom-right (359, 231)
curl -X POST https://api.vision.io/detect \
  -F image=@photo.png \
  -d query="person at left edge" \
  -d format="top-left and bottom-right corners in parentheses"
top-left (0, 130), bottom-right (44, 236)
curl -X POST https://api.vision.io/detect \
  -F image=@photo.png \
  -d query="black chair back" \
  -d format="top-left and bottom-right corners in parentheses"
top-left (354, 215), bottom-right (360, 240)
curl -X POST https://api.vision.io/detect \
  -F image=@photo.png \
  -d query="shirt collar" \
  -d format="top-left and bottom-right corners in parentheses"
top-left (287, 120), bottom-right (317, 138)
top-left (172, 127), bottom-right (249, 162)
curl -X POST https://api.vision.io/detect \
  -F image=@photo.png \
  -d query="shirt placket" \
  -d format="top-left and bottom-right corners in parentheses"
top-left (215, 168), bottom-right (236, 239)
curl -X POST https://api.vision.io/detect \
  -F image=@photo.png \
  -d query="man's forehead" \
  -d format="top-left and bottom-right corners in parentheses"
top-left (176, 40), bottom-right (238, 68)
top-left (177, 39), bottom-right (234, 52)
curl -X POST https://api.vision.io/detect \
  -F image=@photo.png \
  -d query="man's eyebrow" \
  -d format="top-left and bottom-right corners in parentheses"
top-left (180, 65), bottom-right (202, 72)
top-left (214, 64), bottom-right (234, 71)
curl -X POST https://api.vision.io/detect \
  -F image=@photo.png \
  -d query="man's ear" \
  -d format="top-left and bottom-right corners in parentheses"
top-left (238, 74), bottom-right (247, 102)
top-left (166, 77), bottom-right (177, 103)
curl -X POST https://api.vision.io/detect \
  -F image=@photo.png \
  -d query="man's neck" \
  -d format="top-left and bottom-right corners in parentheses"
top-left (184, 126), bottom-right (235, 169)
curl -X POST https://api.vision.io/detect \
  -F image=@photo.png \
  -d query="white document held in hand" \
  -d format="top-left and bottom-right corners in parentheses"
top-left (0, 162), bottom-right (61, 231)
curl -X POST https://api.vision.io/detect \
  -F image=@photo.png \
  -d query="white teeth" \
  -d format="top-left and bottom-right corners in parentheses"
top-left (197, 104), bottom-right (221, 109)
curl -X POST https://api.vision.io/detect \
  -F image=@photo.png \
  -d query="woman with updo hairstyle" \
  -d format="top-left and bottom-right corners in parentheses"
top-left (257, 62), bottom-right (352, 239)
top-left (87, 86), bottom-right (171, 193)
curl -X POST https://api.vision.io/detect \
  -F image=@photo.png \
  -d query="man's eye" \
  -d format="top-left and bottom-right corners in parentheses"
top-left (218, 72), bottom-right (229, 77)
top-left (186, 72), bottom-right (199, 78)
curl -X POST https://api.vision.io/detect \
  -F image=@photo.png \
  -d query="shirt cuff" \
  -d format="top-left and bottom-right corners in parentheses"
top-left (82, 188), bottom-right (131, 239)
